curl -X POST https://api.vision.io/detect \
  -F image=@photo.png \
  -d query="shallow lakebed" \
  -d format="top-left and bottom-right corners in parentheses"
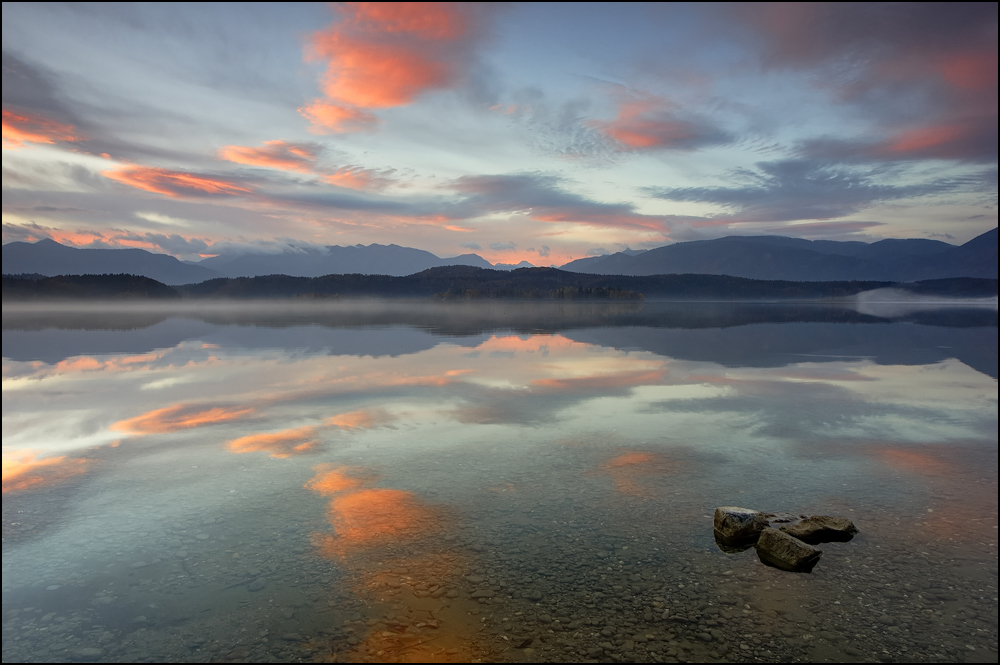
top-left (2, 300), bottom-right (997, 663)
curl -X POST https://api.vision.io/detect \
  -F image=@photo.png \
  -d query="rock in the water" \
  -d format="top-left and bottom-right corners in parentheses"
top-left (779, 515), bottom-right (858, 544)
top-left (755, 527), bottom-right (822, 572)
top-left (248, 577), bottom-right (266, 592)
top-left (714, 506), bottom-right (770, 547)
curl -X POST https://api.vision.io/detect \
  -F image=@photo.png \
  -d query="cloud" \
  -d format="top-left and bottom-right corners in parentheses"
top-left (2, 109), bottom-right (82, 149)
top-left (586, 89), bottom-right (730, 152)
top-left (218, 140), bottom-right (320, 173)
top-left (537, 245), bottom-right (550, 257)
top-left (489, 241), bottom-right (515, 251)
top-left (322, 165), bottom-right (396, 191)
top-left (449, 173), bottom-right (669, 232)
top-left (460, 241), bottom-right (481, 250)
top-left (736, 3), bottom-right (998, 163)
top-left (300, 2), bottom-right (494, 133)
top-left (644, 158), bottom-right (993, 224)
top-left (299, 100), bottom-right (379, 133)
top-left (102, 165), bottom-right (254, 198)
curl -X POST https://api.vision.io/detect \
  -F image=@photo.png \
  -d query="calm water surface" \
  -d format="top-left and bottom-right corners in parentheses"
top-left (2, 301), bottom-right (997, 664)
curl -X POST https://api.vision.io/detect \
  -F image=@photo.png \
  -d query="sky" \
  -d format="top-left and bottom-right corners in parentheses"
top-left (1, 2), bottom-right (997, 265)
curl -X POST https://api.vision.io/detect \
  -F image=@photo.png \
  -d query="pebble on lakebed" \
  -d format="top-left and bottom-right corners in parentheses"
top-left (713, 506), bottom-right (859, 573)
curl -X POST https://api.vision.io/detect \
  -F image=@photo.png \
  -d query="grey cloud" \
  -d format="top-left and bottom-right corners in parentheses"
top-left (538, 245), bottom-right (551, 257)
top-left (448, 172), bottom-right (667, 230)
top-left (490, 241), bottom-right (516, 251)
top-left (460, 242), bottom-right (482, 250)
top-left (644, 159), bottom-right (995, 224)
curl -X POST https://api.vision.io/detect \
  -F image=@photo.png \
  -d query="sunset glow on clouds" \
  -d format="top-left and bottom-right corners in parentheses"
top-left (1, 3), bottom-right (995, 264)
top-left (2, 110), bottom-right (82, 149)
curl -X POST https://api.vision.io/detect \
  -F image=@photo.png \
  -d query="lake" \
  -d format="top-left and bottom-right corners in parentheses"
top-left (2, 300), bottom-right (997, 664)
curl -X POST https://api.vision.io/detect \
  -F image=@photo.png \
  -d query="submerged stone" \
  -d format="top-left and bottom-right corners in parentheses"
top-left (713, 506), bottom-right (770, 547)
top-left (779, 515), bottom-right (858, 544)
top-left (755, 527), bottom-right (822, 573)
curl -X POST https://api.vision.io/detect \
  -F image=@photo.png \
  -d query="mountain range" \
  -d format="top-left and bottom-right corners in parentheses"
top-left (2, 228), bottom-right (996, 284)
top-left (1, 240), bottom-right (530, 285)
top-left (563, 228), bottom-right (997, 281)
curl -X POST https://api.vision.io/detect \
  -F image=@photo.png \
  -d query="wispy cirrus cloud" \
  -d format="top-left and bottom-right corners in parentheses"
top-left (644, 158), bottom-right (995, 225)
top-left (738, 2), bottom-right (998, 163)
top-left (102, 165), bottom-right (255, 198)
top-left (300, 2), bottom-right (494, 133)
top-left (322, 165), bottom-right (397, 191)
top-left (217, 140), bottom-right (320, 173)
top-left (2, 109), bottom-right (82, 149)
top-left (449, 173), bottom-right (669, 232)
top-left (586, 89), bottom-right (730, 152)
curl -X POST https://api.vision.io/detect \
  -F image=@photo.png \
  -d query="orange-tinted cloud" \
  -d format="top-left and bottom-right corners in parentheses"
top-left (299, 100), bottom-right (379, 133)
top-left (2, 109), bottom-right (81, 149)
top-left (937, 49), bottom-right (998, 92)
top-left (301, 3), bottom-right (488, 132)
top-left (102, 165), bottom-right (254, 198)
top-left (587, 92), bottom-right (726, 152)
top-left (218, 140), bottom-right (319, 173)
top-left (111, 404), bottom-right (253, 435)
top-left (227, 425), bottom-right (320, 458)
top-left (2, 451), bottom-right (90, 493)
top-left (741, 3), bottom-right (998, 163)
top-left (874, 123), bottom-right (990, 160)
top-left (322, 165), bottom-right (395, 191)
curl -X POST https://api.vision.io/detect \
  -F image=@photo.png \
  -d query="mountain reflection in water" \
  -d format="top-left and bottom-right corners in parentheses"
top-left (2, 301), bottom-right (996, 664)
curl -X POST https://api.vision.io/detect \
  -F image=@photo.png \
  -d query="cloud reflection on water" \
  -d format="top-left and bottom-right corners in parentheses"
top-left (1, 451), bottom-right (90, 494)
top-left (111, 403), bottom-right (255, 435)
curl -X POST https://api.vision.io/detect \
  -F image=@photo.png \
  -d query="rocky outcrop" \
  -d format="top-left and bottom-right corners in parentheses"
top-left (755, 527), bottom-right (822, 573)
top-left (713, 507), bottom-right (770, 547)
top-left (713, 506), bottom-right (860, 572)
top-left (779, 515), bottom-right (858, 544)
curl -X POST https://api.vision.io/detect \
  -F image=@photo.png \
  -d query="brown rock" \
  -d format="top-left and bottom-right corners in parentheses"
top-left (779, 515), bottom-right (858, 544)
top-left (755, 527), bottom-right (822, 572)
top-left (713, 506), bottom-right (770, 547)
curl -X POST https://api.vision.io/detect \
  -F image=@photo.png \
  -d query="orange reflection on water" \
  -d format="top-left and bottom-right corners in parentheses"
top-left (475, 334), bottom-right (586, 353)
top-left (227, 425), bottom-right (319, 458)
top-left (595, 451), bottom-right (682, 497)
top-left (325, 408), bottom-right (391, 430)
top-left (52, 352), bottom-right (166, 375)
top-left (111, 403), bottom-right (254, 435)
top-left (320, 489), bottom-right (443, 555)
top-left (2, 451), bottom-right (89, 493)
top-left (532, 369), bottom-right (666, 393)
top-left (872, 447), bottom-right (957, 477)
top-left (305, 465), bottom-right (445, 557)
top-left (866, 443), bottom-right (996, 543)
top-left (304, 465), bottom-right (369, 495)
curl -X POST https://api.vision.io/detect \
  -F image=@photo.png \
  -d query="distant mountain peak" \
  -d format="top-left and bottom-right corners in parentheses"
top-left (559, 229), bottom-right (996, 281)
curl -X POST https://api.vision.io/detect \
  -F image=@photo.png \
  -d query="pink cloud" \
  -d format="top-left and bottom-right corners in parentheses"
top-left (102, 165), bottom-right (254, 198)
top-left (322, 165), bottom-right (396, 191)
top-left (2, 109), bottom-right (82, 149)
top-left (301, 2), bottom-right (491, 133)
top-left (218, 140), bottom-right (319, 173)
top-left (586, 90), bottom-right (727, 152)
